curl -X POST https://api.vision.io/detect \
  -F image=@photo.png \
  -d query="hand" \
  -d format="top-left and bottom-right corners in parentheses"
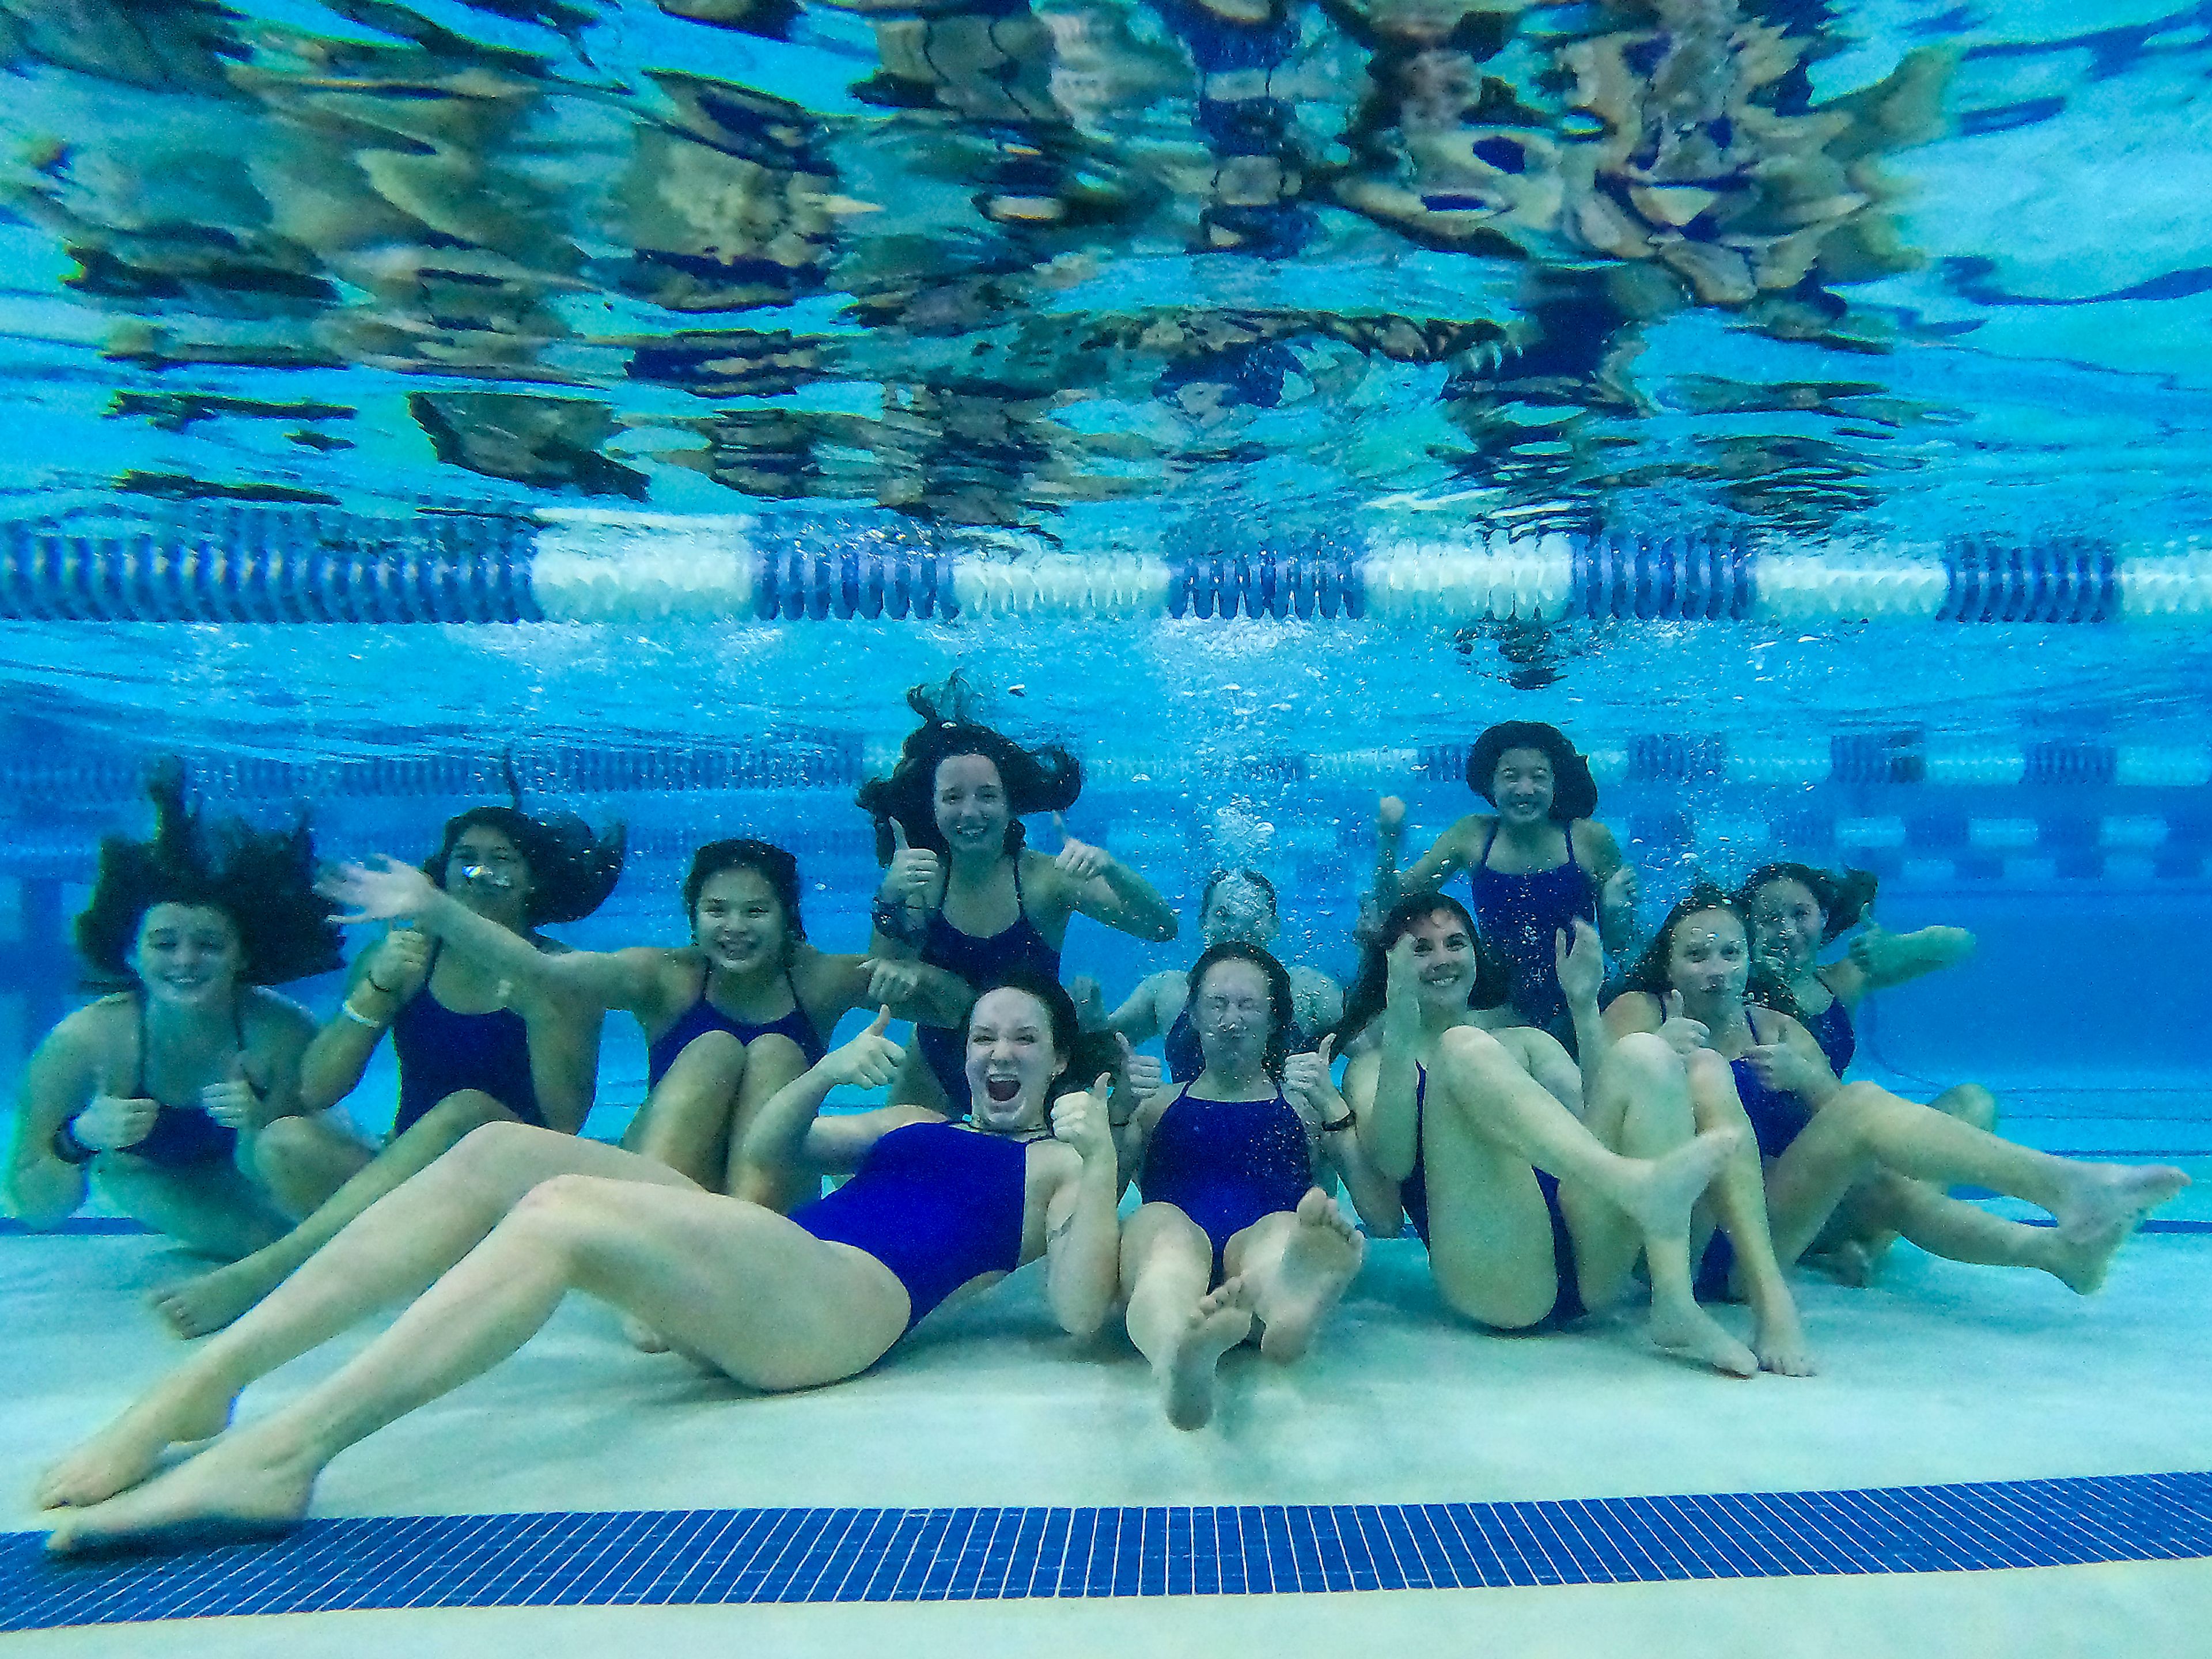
top-left (1744, 1041), bottom-right (1824, 1096)
top-left (1383, 935), bottom-right (1422, 1012)
top-left (1377, 795), bottom-right (1406, 840)
top-left (1282, 1033), bottom-right (1341, 1118)
top-left (72, 1092), bottom-right (159, 1153)
top-left (882, 819), bottom-right (941, 906)
top-left (321, 855), bottom-right (441, 925)
top-left (1051, 815), bottom-right (1111, 882)
top-left (1069, 975), bottom-right (1105, 1025)
top-left (820, 1007), bottom-right (903, 1090)
top-left (362, 924), bottom-right (433, 1001)
top-left (1117, 1035), bottom-right (1164, 1101)
top-left (1658, 991), bottom-right (1710, 1058)
top-left (863, 957), bottom-right (922, 1007)
top-left (1599, 865), bottom-right (1640, 918)
top-left (1353, 892), bottom-right (1384, 949)
top-left (1051, 1073), bottom-right (1117, 1163)
top-left (1847, 920), bottom-right (1892, 976)
top-left (1554, 918), bottom-right (1604, 1010)
top-left (198, 1054), bottom-right (267, 1130)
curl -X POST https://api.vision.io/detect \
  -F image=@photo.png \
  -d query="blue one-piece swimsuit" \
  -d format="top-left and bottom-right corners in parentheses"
top-left (789, 1122), bottom-right (1031, 1331)
top-left (1137, 1085), bottom-right (1312, 1281)
top-left (646, 962), bottom-right (825, 1090)
top-left (389, 943), bottom-right (544, 1138)
top-left (121, 994), bottom-right (245, 1167)
top-left (1403, 1063), bottom-right (1585, 1327)
top-left (914, 859), bottom-right (1062, 1107)
top-left (1469, 821), bottom-right (1598, 1041)
top-left (1696, 1012), bottom-right (1816, 1297)
top-left (1804, 996), bottom-right (1855, 1077)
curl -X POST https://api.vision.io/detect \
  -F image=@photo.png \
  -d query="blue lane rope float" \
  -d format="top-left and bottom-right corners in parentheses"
top-left (5, 508), bottom-right (2212, 625)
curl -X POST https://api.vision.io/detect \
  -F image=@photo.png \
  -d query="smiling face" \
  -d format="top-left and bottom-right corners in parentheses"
top-left (1666, 908), bottom-right (1752, 1007)
top-left (1200, 874), bottom-right (1278, 948)
top-left (444, 824), bottom-right (533, 924)
top-left (130, 902), bottom-right (244, 1008)
top-left (964, 986), bottom-right (1066, 1132)
top-left (1490, 746), bottom-right (1556, 827)
top-left (1747, 878), bottom-right (1824, 978)
top-left (1400, 906), bottom-right (1479, 1013)
top-left (691, 867), bottom-right (790, 975)
top-left (1191, 957), bottom-right (1275, 1074)
top-left (933, 753), bottom-right (1011, 859)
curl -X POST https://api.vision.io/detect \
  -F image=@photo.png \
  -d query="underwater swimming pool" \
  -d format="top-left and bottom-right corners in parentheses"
top-left (5, 0), bottom-right (2212, 1649)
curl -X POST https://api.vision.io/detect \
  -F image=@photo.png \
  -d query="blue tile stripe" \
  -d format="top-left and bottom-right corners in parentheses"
top-left (6, 1471), bottom-right (2211, 1630)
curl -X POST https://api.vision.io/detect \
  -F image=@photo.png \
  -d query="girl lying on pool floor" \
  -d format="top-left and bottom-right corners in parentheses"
top-left (36, 967), bottom-right (1124, 1555)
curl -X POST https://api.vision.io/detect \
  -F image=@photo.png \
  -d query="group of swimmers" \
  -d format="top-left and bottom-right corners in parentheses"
top-left (9, 695), bottom-right (2190, 1555)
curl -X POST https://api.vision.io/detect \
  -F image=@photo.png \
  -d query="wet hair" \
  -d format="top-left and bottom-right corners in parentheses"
top-left (966, 965), bottom-right (1120, 1104)
top-left (1623, 884), bottom-right (1798, 1020)
top-left (423, 805), bottom-right (625, 927)
top-left (1334, 893), bottom-right (1514, 1047)
top-left (1186, 940), bottom-right (1297, 1083)
top-left (1199, 868), bottom-right (1279, 921)
top-left (74, 763), bottom-right (343, 989)
top-left (1464, 721), bottom-right (1599, 823)
top-left (856, 680), bottom-right (1083, 864)
top-left (683, 839), bottom-right (806, 943)
top-left (1736, 862), bottom-right (1878, 944)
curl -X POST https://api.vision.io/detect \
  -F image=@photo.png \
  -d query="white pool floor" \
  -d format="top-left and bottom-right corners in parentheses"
top-left (5, 1224), bottom-right (2211, 1655)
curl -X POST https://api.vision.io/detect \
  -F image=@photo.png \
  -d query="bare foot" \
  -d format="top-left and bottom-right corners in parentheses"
top-left (152, 1260), bottom-right (275, 1340)
top-left (1255, 1189), bottom-right (1366, 1364)
top-left (1749, 1296), bottom-right (1817, 1377)
top-left (620, 1313), bottom-right (671, 1355)
top-left (2046, 1221), bottom-right (2131, 1295)
top-left (1804, 1240), bottom-right (1876, 1289)
top-left (1619, 1128), bottom-right (1743, 1243)
top-left (1647, 1292), bottom-right (1758, 1378)
top-left (2051, 1163), bottom-right (2189, 1244)
top-left (35, 1380), bottom-right (236, 1510)
top-left (46, 1429), bottom-right (316, 1556)
top-left (1160, 1278), bottom-right (1255, 1431)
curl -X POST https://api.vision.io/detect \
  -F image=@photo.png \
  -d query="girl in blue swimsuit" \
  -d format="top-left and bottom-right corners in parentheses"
top-left (1608, 888), bottom-right (2188, 1305)
top-left (1376, 722), bottom-right (1639, 1049)
top-left (1336, 895), bottom-right (1793, 1376)
top-left (7, 766), bottom-right (335, 1261)
top-left (858, 680), bottom-right (1179, 1111)
top-left (37, 971), bottom-right (1128, 1552)
top-left (1116, 942), bottom-right (1388, 1430)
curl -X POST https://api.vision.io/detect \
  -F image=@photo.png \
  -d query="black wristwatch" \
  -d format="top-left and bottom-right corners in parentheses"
top-left (872, 897), bottom-right (925, 944)
top-left (1320, 1111), bottom-right (1356, 1134)
top-left (51, 1114), bottom-right (99, 1165)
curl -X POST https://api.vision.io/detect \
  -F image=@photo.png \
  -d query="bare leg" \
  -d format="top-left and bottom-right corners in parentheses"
top-left (1684, 1053), bottom-right (1814, 1376)
top-left (155, 1089), bottom-right (524, 1339)
top-left (1846, 1169), bottom-right (2133, 1293)
top-left (622, 1031), bottom-right (748, 1188)
top-left (1226, 1189), bottom-right (1365, 1363)
top-left (1120, 1203), bottom-right (1252, 1430)
top-left (248, 1115), bottom-right (375, 1222)
top-left (723, 1035), bottom-right (813, 1210)
top-left (92, 1158), bottom-right (288, 1262)
top-left (46, 1176), bottom-right (908, 1554)
top-left (40, 1124), bottom-right (692, 1510)
top-left (1818, 1085), bottom-right (2000, 1281)
top-left (1765, 1082), bottom-right (2187, 1264)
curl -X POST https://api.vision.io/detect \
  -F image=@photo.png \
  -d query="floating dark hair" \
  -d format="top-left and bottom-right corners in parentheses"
top-left (422, 805), bottom-right (626, 927)
top-left (967, 965), bottom-right (1121, 1103)
top-left (1736, 862), bottom-right (1878, 943)
top-left (1334, 893), bottom-right (1514, 1047)
top-left (684, 839), bottom-right (806, 943)
top-left (1200, 868), bottom-right (1279, 921)
top-left (1623, 884), bottom-right (1798, 1020)
top-left (855, 679), bottom-right (1083, 865)
top-left (1464, 721), bottom-right (1599, 823)
top-left (74, 761), bottom-right (343, 988)
top-left (1185, 940), bottom-right (1296, 1083)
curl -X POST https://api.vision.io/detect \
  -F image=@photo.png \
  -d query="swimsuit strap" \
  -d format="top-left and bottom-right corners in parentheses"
top-left (932, 855), bottom-right (1024, 934)
top-left (130, 990), bottom-right (249, 1104)
top-left (1012, 851), bottom-right (1028, 907)
top-left (1477, 819), bottom-right (1500, 870)
top-left (695, 957), bottom-right (715, 1005)
top-left (1562, 821), bottom-right (1582, 873)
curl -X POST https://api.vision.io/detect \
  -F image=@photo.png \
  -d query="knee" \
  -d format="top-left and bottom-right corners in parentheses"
top-left (507, 1172), bottom-right (613, 1251)
top-left (452, 1118), bottom-right (546, 1172)
top-left (1609, 1031), bottom-right (1681, 1088)
top-left (250, 1115), bottom-right (322, 1180)
top-left (1945, 1085), bottom-right (1998, 1132)
top-left (1438, 1025), bottom-right (1509, 1078)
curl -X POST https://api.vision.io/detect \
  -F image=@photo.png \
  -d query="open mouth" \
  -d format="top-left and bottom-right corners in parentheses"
top-left (984, 1077), bottom-right (1021, 1104)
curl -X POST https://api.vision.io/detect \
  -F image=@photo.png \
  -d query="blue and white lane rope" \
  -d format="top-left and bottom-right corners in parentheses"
top-left (7, 509), bottom-right (2212, 624)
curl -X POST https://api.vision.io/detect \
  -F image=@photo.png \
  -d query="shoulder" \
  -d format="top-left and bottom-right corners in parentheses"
top-left (1444, 813), bottom-right (1493, 850)
top-left (1287, 964), bottom-right (1339, 996)
top-left (1571, 819), bottom-right (1620, 861)
top-left (1817, 959), bottom-right (1868, 1006)
top-left (240, 987), bottom-right (318, 1042)
top-left (37, 998), bottom-right (126, 1058)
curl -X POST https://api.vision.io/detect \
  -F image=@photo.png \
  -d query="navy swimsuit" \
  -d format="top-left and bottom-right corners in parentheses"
top-left (389, 944), bottom-right (544, 1138)
top-left (1803, 994), bottom-right (1855, 1077)
top-left (1697, 1008), bottom-right (1816, 1297)
top-left (915, 859), bottom-right (1062, 1106)
top-left (1138, 1085), bottom-right (1312, 1279)
top-left (1404, 1062), bottom-right (1585, 1327)
top-left (646, 961), bottom-right (825, 1090)
top-left (122, 995), bottom-right (246, 1168)
top-left (790, 1121), bottom-right (1030, 1331)
top-left (1469, 821), bottom-right (1598, 1039)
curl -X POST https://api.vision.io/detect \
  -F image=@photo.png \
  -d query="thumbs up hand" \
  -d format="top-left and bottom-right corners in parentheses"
top-left (821, 1006), bottom-right (905, 1090)
top-left (881, 817), bottom-right (941, 907)
top-left (1051, 814), bottom-right (1111, 882)
top-left (199, 1052), bottom-right (268, 1129)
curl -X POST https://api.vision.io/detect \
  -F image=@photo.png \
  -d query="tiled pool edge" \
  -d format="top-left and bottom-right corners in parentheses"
top-left (7, 1470), bottom-right (2210, 1630)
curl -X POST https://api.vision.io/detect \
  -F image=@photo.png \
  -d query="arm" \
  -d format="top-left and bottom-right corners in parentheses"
top-left (297, 938), bottom-right (423, 1113)
top-left (1553, 919), bottom-right (1611, 1101)
top-left (868, 819), bottom-right (940, 963)
top-left (1104, 975), bottom-right (1173, 1046)
top-left (738, 1009), bottom-right (910, 1176)
top-left (5, 1017), bottom-right (101, 1229)
top-left (1290, 1037), bottom-right (1401, 1233)
top-left (1515, 1030), bottom-right (1584, 1117)
top-left (1041, 1075), bottom-right (1124, 1338)
top-left (1742, 1014), bottom-right (1842, 1111)
top-left (801, 949), bottom-right (976, 1031)
top-left (1358, 938), bottom-right (1426, 1181)
top-left (1578, 821), bottom-right (1639, 956)
top-left (1840, 924), bottom-right (1976, 999)
top-left (1044, 836), bottom-right (1180, 944)
top-left (321, 859), bottom-right (668, 1017)
top-left (1387, 815), bottom-right (1478, 907)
